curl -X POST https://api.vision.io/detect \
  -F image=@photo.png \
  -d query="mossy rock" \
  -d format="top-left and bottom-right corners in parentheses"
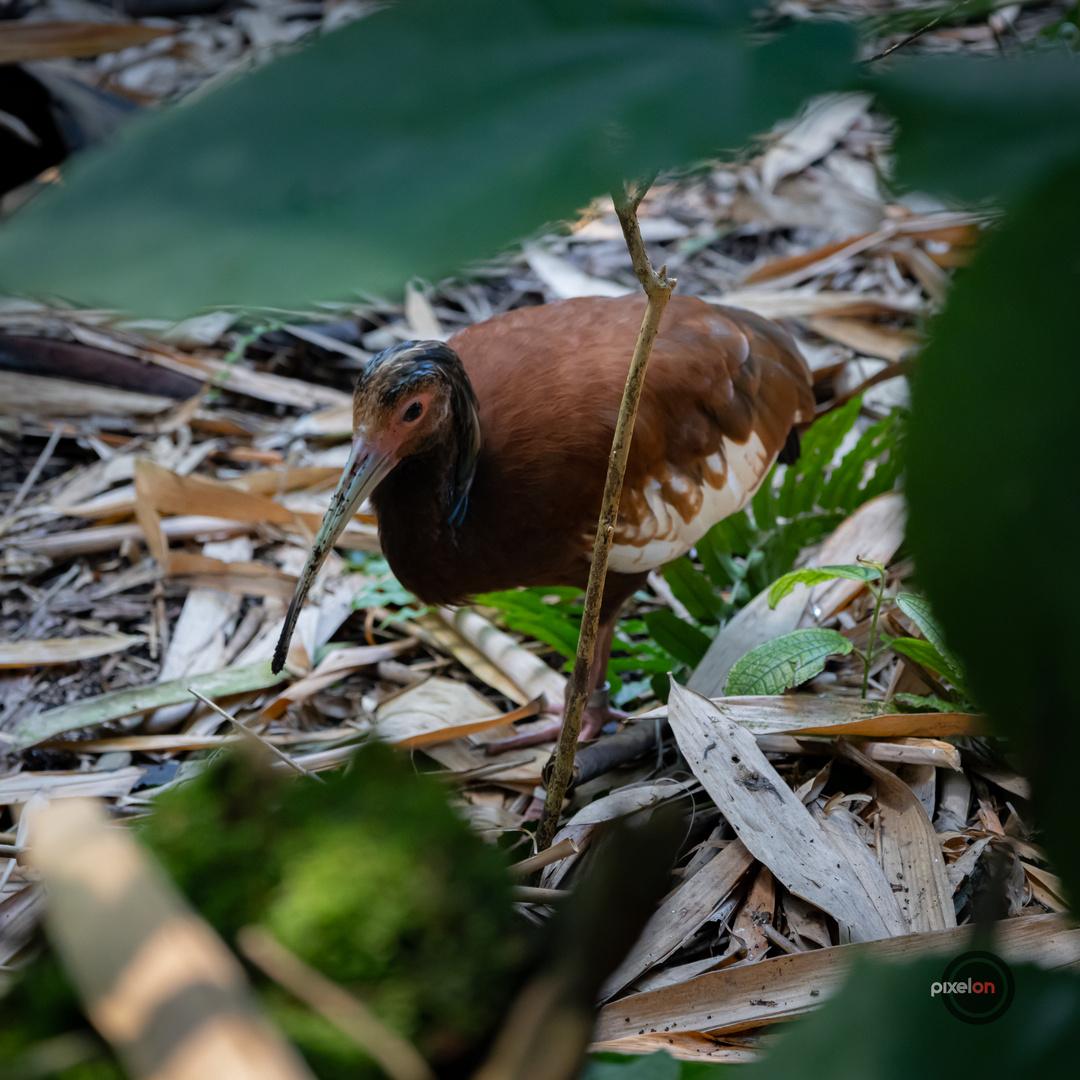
top-left (141, 741), bottom-right (526, 1076)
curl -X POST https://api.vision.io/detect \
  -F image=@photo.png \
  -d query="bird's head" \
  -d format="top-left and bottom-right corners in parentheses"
top-left (272, 340), bottom-right (480, 673)
top-left (350, 340), bottom-right (474, 471)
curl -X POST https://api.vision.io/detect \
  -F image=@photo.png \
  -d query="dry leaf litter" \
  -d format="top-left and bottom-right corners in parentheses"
top-left (0, 4), bottom-right (1072, 1064)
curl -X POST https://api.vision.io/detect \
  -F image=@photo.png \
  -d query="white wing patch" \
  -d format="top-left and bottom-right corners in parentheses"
top-left (607, 431), bottom-right (772, 573)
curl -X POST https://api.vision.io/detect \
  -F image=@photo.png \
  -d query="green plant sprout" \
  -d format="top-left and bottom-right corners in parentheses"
top-left (204, 320), bottom-right (281, 405)
top-left (860, 558), bottom-right (888, 699)
top-left (346, 553), bottom-right (430, 627)
top-left (726, 562), bottom-right (973, 704)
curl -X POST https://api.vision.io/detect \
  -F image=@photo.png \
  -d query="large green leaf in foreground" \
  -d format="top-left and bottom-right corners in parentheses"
top-left (905, 154), bottom-right (1080, 901)
top-left (872, 51), bottom-right (1080, 206)
top-left (753, 957), bottom-right (1080, 1080)
top-left (0, 0), bottom-right (852, 316)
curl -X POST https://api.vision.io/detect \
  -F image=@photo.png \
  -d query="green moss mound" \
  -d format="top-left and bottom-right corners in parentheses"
top-left (0, 956), bottom-right (122, 1080)
top-left (141, 742), bottom-right (525, 1076)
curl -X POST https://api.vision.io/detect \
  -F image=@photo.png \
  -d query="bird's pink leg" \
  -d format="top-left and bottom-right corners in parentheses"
top-left (483, 615), bottom-right (625, 754)
top-left (577, 616), bottom-right (628, 740)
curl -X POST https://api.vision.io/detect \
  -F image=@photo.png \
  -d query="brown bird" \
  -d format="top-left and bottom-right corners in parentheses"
top-left (273, 294), bottom-right (814, 738)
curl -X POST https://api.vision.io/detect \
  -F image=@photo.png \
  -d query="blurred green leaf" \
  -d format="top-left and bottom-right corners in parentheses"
top-left (662, 556), bottom-right (727, 625)
top-left (143, 745), bottom-right (523, 1075)
top-left (583, 1051), bottom-right (683, 1080)
top-left (349, 553), bottom-right (426, 617)
top-left (886, 636), bottom-right (963, 686)
top-left (582, 1050), bottom-right (730, 1080)
top-left (476, 587), bottom-right (584, 660)
top-left (872, 51), bottom-right (1080, 206)
top-left (905, 153), bottom-right (1080, 898)
top-left (818, 407), bottom-right (905, 512)
top-left (767, 564), bottom-right (880, 609)
top-left (895, 593), bottom-right (954, 662)
top-left (1041, 1), bottom-right (1080, 45)
top-left (724, 627), bottom-right (851, 695)
top-left (0, 0), bottom-right (854, 316)
top-left (776, 397), bottom-right (862, 518)
top-left (892, 692), bottom-right (967, 713)
top-left (752, 956), bottom-right (1080, 1080)
top-left (643, 609), bottom-right (713, 668)
top-left (0, 957), bottom-right (120, 1079)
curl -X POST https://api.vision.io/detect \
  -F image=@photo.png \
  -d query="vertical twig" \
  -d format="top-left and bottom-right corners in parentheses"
top-left (536, 180), bottom-right (676, 851)
top-left (858, 559), bottom-right (887, 700)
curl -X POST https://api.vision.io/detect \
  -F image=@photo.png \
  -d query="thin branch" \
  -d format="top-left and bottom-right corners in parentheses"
top-left (813, 357), bottom-right (908, 418)
top-left (237, 926), bottom-right (435, 1080)
top-left (8, 422), bottom-right (63, 514)
top-left (861, 0), bottom-right (974, 64)
top-left (189, 688), bottom-right (324, 782)
top-left (536, 181), bottom-right (676, 851)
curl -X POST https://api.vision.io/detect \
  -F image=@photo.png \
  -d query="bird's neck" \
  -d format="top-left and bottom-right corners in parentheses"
top-left (444, 372), bottom-right (482, 528)
top-left (375, 447), bottom-right (455, 531)
top-left (371, 412), bottom-right (482, 605)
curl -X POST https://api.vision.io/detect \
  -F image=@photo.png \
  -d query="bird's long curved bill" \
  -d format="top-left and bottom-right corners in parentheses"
top-left (272, 437), bottom-right (393, 674)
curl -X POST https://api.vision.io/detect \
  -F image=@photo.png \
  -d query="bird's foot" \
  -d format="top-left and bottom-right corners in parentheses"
top-left (579, 684), bottom-right (629, 741)
top-left (483, 684), bottom-right (626, 755)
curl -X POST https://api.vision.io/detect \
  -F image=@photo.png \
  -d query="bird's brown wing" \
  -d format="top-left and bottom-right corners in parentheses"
top-left (450, 293), bottom-right (812, 586)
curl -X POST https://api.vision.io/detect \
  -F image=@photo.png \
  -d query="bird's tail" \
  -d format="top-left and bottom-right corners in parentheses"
top-left (777, 426), bottom-right (802, 466)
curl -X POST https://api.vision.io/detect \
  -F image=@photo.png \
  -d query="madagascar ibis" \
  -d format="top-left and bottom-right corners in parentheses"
top-left (273, 294), bottom-right (813, 737)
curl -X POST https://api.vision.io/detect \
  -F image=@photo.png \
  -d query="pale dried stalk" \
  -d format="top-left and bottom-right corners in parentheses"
top-left (189, 688), bottom-right (323, 782)
top-left (508, 837), bottom-right (579, 877)
top-left (536, 181), bottom-right (676, 851)
top-left (513, 885), bottom-right (570, 903)
top-left (7, 421), bottom-right (62, 514)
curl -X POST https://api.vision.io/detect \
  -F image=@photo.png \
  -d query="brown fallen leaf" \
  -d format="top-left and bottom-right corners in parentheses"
top-left (668, 684), bottom-right (893, 944)
top-left (395, 697), bottom-right (544, 749)
top-left (783, 893), bottom-right (832, 950)
top-left (589, 1032), bottom-right (756, 1064)
top-left (840, 741), bottom-right (956, 933)
top-left (600, 839), bottom-right (755, 1000)
top-left (806, 315), bottom-right (918, 363)
top-left (0, 21), bottom-right (174, 64)
top-left (0, 370), bottom-right (175, 418)
top-left (259, 640), bottom-right (416, 719)
top-left (730, 865), bottom-right (776, 963)
top-left (595, 913), bottom-right (1079, 1040)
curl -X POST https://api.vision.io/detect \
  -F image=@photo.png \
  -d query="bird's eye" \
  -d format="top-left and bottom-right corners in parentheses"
top-left (403, 401), bottom-right (423, 423)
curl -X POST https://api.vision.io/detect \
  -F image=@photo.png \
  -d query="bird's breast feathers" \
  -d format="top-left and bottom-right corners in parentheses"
top-left (607, 430), bottom-right (771, 573)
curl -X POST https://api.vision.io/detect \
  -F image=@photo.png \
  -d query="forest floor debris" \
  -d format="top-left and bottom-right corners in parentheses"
top-left (0, 21), bottom-right (1060, 1060)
